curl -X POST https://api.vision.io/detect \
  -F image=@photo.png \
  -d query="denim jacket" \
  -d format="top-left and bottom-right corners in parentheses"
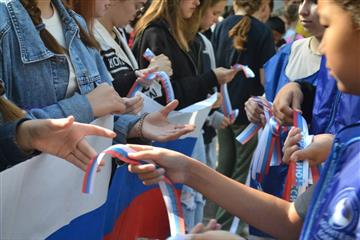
top-left (0, 0), bottom-right (139, 168)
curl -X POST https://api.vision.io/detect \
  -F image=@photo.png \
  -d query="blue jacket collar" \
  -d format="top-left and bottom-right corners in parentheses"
top-left (5, 0), bottom-right (78, 63)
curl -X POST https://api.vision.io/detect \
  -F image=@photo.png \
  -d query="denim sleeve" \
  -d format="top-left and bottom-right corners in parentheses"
top-left (113, 114), bottom-right (140, 144)
top-left (27, 92), bottom-right (94, 124)
top-left (0, 118), bottom-right (38, 172)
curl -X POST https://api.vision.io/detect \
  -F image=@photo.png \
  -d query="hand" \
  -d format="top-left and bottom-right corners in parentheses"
top-left (245, 97), bottom-right (265, 125)
top-left (220, 116), bottom-right (232, 129)
top-left (16, 116), bottom-right (116, 171)
top-left (191, 219), bottom-right (221, 233)
top-left (213, 67), bottom-right (240, 85)
top-left (272, 82), bottom-right (303, 124)
top-left (148, 54), bottom-right (173, 77)
top-left (127, 144), bottom-right (193, 185)
top-left (122, 95), bottom-right (144, 114)
top-left (212, 92), bottom-right (223, 109)
top-left (282, 128), bottom-right (334, 165)
top-left (135, 67), bottom-right (158, 88)
top-left (130, 100), bottom-right (195, 142)
top-left (86, 84), bottom-right (126, 117)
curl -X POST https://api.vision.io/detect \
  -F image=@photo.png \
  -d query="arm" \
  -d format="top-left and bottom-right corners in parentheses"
top-left (127, 146), bottom-right (303, 239)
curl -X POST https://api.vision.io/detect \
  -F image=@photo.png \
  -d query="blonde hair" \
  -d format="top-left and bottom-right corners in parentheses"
top-left (134, 0), bottom-right (191, 51)
top-left (0, 82), bottom-right (26, 122)
top-left (334, 0), bottom-right (360, 30)
top-left (229, 0), bottom-right (262, 51)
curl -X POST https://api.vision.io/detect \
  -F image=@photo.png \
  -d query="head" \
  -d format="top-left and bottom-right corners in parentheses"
top-left (298, 0), bottom-right (324, 38)
top-left (71, 0), bottom-right (110, 28)
top-left (104, 0), bottom-right (147, 28)
top-left (229, 0), bottom-right (262, 51)
top-left (135, 0), bottom-right (200, 51)
top-left (199, 0), bottom-right (227, 31)
top-left (266, 16), bottom-right (286, 44)
top-left (318, 0), bottom-right (360, 94)
top-left (253, 0), bottom-right (273, 23)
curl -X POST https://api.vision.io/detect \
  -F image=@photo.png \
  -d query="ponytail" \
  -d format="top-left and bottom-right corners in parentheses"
top-left (229, 0), bottom-right (262, 51)
top-left (21, 0), bottom-right (99, 53)
top-left (0, 81), bottom-right (26, 122)
top-left (228, 15), bottom-right (251, 51)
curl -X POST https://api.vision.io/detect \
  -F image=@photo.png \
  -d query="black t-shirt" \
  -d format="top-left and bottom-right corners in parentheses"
top-left (295, 185), bottom-right (316, 219)
top-left (212, 15), bottom-right (275, 125)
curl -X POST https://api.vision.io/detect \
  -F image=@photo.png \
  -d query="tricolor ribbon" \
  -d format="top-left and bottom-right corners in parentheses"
top-left (82, 144), bottom-right (185, 236)
top-left (220, 65), bottom-right (255, 122)
top-left (282, 111), bottom-right (320, 202)
top-left (127, 49), bottom-right (175, 104)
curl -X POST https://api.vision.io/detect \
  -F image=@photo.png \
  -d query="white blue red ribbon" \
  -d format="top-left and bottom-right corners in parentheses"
top-left (282, 111), bottom-right (320, 201)
top-left (220, 65), bottom-right (255, 122)
top-left (127, 49), bottom-right (175, 104)
top-left (82, 144), bottom-right (185, 236)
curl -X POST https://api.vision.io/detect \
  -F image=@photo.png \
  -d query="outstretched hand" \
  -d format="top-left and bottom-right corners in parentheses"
top-left (141, 100), bottom-right (195, 142)
top-left (16, 116), bottom-right (116, 171)
top-left (127, 144), bottom-right (192, 185)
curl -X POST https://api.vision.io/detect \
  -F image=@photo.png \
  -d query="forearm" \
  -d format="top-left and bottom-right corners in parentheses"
top-left (186, 160), bottom-right (303, 239)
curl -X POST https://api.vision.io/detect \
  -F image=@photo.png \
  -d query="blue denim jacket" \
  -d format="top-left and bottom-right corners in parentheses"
top-left (0, 0), bottom-right (139, 168)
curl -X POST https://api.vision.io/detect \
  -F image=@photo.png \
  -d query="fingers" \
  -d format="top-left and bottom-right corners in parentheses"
top-left (128, 164), bottom-right (165, 185)
top-left (65, 153), bottom-right (88, 171)
top-left (123, 96), bottom-right (144, 114)
top-left (127, 144), bottom-right (154, 152)
top-left (128, 163), bottom-right (156, 173)
top-left (161, 99), bottom-right (179, 116)
top-left (282, 127), bottom-right (302, 164)
top-left (76, 139), bottom-right (98, 161)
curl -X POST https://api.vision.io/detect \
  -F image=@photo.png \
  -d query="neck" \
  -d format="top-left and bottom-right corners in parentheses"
top-left (37, 0), bottom-right (54, 19)
top-left (235, 8), bottom-right (247, 16)
top-left (98, 16), bottom-right (116, 39)
top-left (310, 36), bottom-right (322, 55)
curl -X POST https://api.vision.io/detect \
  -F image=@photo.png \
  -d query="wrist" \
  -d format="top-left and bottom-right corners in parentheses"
top-left (15, 121), bottom-right (34, 152)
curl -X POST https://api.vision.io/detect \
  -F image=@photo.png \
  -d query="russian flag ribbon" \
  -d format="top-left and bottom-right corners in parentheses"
top-left (82, 144), bottom-right (185, 236)
top-left (127, 49), bottom-right (175, 104)
top-left (282, 111), bottom-right (320, 201)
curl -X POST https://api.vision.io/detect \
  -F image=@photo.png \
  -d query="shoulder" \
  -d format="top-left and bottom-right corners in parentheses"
top-left (0, 1), bottom-right (11, 35)
top-left (67, 9), bottom-right (88, 31)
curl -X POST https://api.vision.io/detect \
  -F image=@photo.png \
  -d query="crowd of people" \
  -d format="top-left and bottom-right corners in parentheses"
top-left (1, 0), bottom-right (359, 239)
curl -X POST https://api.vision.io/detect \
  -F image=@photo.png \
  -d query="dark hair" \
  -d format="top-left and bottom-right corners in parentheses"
top-left (266, 16), bottom-right (286, 34)
top-left (21, 0), bottom-right (99, 54)
top-left (229, 0), bottom-right (262, 51)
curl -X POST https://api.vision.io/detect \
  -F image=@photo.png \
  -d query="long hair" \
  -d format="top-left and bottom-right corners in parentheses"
top-left (20, 0), bottom-right (99, 53)
top-left (0, 82), bottom-right (26, 122)
top-left (334, 0), bottom-right (360, 30)
top-left (134, 0), bottom-right (191, 51)
top-left (228, 0), bottom-right (262, 51)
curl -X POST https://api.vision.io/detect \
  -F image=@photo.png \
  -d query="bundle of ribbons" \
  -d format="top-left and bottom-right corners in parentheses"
top-left (82, 144), bottom-right (185, 237)
top-left (221, 64), bottom-right (255, 122)
top-left (127, 48), bottom-right (175, 104)
top-left (236, 97), bottom-right (320, 201)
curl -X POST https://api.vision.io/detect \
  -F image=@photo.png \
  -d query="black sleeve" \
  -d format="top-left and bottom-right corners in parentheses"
top-left (111, 70), bottom-right (137, 97)
top-left (296, 81), bottom-right (317, 123)
top-left (133, 26), bottom-right (218, 108)
top-left (294, 185), bottom-right (316, 220)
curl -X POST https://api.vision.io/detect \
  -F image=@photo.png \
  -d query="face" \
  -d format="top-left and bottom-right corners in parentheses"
top-left (200, 1), bottom-right (226, 31)
top-left (258, 0), bottom-right (272, 23)
top-left (180, 0), bottom-right (200, 19)
top-left (107, 0), bottom-right (147, 28)
top-left (298, 0), bottom-right (324, 38)
top-left (95, 0), bottom-right (111, 18)
top-left (318, 0), bottom-right (360, 94)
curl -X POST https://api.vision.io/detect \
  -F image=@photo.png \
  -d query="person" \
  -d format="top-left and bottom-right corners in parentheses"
top-left (189, 0), bottom-right (230, 170)
top-left (0, 80), bottom-right (116, 171)
top-left (73, 0), bottom-right (174, 98)
top-left (133, 0), bottom-right (239, 109)
top-left (0, 0), bottom-right (194, 149)
top-left (266, 16), bottom-right (286, 50)
top-left (252, 0), bottom-right (273, 23)
top-left (132, 0), bottom-right (240, 230)
top-left (129, 0), bottom-right (360, 238)
top-left (211, 0), bottom-right (276, 233)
